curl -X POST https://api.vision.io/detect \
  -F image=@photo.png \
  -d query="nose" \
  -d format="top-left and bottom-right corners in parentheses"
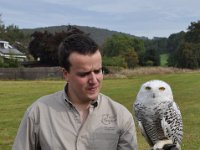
top-left (88, 72), bottom-right (98, 84)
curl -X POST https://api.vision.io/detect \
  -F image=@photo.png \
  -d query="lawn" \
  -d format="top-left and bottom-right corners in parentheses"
top-left (160, 53), bottom-right (169, 67)
top-left (0, 72), bottom-right (200, 150)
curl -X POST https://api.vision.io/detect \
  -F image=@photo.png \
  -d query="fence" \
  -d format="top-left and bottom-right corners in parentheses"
top-left (0, 67), bottom-right (63, 80)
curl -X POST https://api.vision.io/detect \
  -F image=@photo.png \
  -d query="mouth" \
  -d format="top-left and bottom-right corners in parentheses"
top-left (87, 86), bottom-right (98, 93)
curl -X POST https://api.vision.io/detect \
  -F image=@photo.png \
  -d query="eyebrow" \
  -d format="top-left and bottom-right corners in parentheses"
top-left (76, 68), bottom-right (102, 76)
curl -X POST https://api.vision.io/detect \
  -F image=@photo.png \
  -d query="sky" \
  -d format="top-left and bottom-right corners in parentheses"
top-left (0, 0), bottom-right (200, 39)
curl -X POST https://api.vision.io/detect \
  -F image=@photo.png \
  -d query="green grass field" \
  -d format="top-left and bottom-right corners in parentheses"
top-left (0, 72), bottom-right (200, 150)
top-left (160, 53), bottom-right (169, 67)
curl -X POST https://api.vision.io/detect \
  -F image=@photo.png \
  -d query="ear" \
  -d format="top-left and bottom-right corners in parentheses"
top-left (63, 69), bottom-right (69, 82)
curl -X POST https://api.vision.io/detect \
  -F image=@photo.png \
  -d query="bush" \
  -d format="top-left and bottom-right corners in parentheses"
top-left (0, 58), bottom-right (20, 68)
top-left (102, 56), bottom-right (127, 68)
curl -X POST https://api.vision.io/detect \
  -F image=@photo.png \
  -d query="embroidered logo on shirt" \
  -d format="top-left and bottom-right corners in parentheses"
top-left (101, 114), bottom-right (117, 125)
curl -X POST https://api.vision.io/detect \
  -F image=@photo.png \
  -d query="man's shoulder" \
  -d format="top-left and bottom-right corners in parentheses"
top-left (28, 90), bottom-right (63, 108)
top-left (37, 90), bottom-right (64, 103)
top-left (26, 90), bottom-right (65, 115)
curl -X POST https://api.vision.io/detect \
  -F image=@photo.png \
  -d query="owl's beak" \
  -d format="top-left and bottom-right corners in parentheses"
top-left (152, 93), bottom-right (156, 98)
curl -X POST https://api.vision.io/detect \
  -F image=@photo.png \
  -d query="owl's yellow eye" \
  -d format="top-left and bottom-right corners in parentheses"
top-left (159, 87), bottom-right (165, 91)
top-left (145, 86), bottom-right (151, 90)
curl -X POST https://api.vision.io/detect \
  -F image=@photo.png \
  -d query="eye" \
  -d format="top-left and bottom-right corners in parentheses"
top-left (145, 86), bottom-right (151, 90)
top-left (77, 72), bottom-right (90, 77)
top-left (93, 68), bottom-right (103, 74)
top-left (159, 87), bottom-right (165, 91)
top-left (76, 68), bottom-right (103, 77)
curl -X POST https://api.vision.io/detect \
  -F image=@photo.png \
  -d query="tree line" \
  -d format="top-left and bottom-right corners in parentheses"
top-left (1, 14), bottom-right (200, 69)
top-left (27, 27), bottom-right (161, 69)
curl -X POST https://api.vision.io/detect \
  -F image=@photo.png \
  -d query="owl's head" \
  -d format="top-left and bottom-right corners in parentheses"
top-left (136, 80), bottom-right (174, 104)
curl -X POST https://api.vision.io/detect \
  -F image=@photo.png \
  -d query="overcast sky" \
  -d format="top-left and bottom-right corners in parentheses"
top-left (0, 0), bottom-right (200, 38)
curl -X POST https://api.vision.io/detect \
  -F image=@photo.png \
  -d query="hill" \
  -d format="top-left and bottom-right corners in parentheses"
top-left (21, 25), bottom-right (144, 46)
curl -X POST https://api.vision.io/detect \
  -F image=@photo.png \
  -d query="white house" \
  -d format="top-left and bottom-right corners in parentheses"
top-left (0, 40), bottom-right (27, 62)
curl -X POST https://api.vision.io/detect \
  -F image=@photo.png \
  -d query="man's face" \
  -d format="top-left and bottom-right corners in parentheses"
top-left (64, 50), bottom-right (103, 104)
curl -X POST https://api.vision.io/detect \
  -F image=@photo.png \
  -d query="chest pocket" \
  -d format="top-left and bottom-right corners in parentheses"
top-left (88, 127), bottom-right (120, 150)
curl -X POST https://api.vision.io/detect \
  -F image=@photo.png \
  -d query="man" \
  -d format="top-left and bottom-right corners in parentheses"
top-left (12, 27), bottom-right (138, 150)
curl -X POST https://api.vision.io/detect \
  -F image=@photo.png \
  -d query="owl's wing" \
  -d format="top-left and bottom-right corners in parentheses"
top-left (134, 103), bottom-right (154, 146)
top-left (138, 121), bottom-right (154, 146)
top-left (133, 103), bottom-right (140, 122)
top-left (161, 101), bottom-right (183, 144)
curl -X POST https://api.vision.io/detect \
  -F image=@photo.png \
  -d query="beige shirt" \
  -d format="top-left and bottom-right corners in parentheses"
top-left (12, 89), bottom-right (138, 150)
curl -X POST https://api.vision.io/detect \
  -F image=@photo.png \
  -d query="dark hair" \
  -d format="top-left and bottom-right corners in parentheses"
top-left (58, 26), bottom-right (99, 71)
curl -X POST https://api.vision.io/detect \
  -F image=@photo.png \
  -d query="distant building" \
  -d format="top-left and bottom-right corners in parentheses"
top-left (0, 40), bottom-right (27, 62)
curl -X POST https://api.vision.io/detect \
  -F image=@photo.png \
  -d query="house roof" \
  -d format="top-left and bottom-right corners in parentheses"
top-left (0, 47), bottom-right (25, 55)
top-left (0, 41), bottom-right (26, 56)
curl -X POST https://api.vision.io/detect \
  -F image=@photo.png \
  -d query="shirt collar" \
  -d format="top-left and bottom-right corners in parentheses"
top-left (63, 83), bottom-right (99, 108)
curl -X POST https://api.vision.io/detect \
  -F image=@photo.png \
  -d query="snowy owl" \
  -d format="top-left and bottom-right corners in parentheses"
top-left (133, 80), bottom-right (183, 150)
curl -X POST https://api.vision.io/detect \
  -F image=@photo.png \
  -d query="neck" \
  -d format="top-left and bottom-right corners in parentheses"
top-left (66, 90), bottom-right (90, 123)
top-left (73, 102), bottom-right (90, 111)
top-left (66, 89), bottom-right (90, 110)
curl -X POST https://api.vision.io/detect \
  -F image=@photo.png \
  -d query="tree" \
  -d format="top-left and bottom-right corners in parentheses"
top-left (0, 14), bottom-right (2, 24)
top-left (102, 56), bottom-right (127, 68)
top-left (185, 21), bottom-right (200, 43)
top-left (131, 37), bottom-right (145, 66)
top-left (1, 25), bottom-right (25, 44)
top-left (167, 31), bottom-right (185, 53)
top-left (29, 31), bottom-right (56, 65)
top-left (28, 26), bottom-right (82, 66)
top-left (0, 15), bottom-right (27, 52)
top-left (144, 48), bottom-right (160, 66)
top-left (124, 48), bottom-right (138, 68)
top-left (102, 34), bottom-right (130, 57)
top-left (168, 20), bottom-right (200, 69)
top-left (144, 37), bottom-right (168, 54)
top-left (172, 42), bottom-right (200, 68)
top-left (143, 37), bottom-right (167, 66)
top-left (102, 34), bottom-right (144, 67)
top-left (0, 14), bottom-right (5, 36)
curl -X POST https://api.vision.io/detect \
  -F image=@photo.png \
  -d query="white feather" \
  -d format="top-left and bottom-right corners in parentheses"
top-left (133, 80), bottom-right (183, 149)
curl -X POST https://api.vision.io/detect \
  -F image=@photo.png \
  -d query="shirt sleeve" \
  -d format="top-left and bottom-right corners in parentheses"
top-left (12, 108), bottom-right (40, 150)
top-left (117, 111), bottom-right (138, 150)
